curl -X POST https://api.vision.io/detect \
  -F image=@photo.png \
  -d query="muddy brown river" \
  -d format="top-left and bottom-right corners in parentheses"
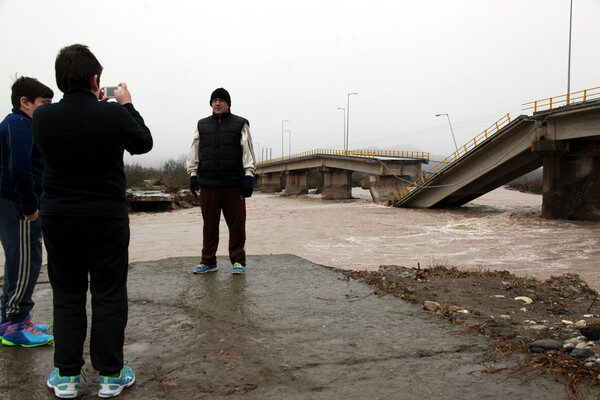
top-left (2, 187), bottom-right (598, 289)
top-left (127, 187), bottom-right (600, 290)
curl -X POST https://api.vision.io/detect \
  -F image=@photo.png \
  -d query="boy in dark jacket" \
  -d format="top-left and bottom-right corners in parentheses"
top-left (0, 77), bottom-right (54, 348)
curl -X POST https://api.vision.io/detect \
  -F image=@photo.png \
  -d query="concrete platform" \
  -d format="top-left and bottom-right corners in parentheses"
top-left (0, 255), bottom-right (573, 399)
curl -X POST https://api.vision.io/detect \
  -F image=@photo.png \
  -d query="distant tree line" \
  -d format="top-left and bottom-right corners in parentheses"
top-left (125, 155), bottom-right (189, 192)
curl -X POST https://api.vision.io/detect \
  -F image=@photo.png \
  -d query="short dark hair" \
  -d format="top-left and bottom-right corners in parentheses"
top-left (11, 77), bottom-right (54, 109)
top-left (55, 44), bottom-right (103, 93)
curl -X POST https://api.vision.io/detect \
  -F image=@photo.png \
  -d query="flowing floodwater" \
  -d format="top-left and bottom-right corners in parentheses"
top-left (3, 187), bottom-right (598, 290)
top-left (125, 187), bottom-right (600, 290)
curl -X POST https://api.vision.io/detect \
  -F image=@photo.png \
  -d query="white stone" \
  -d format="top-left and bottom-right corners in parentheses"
top-left (563, 342), bottom-right (575, 351)
top-left (565, 338), bottom-right (584, 346)
top-left (500, 315), bottom-right (511, 320)
top-left (528, 324), bottom-right (548, 331)
top-left (562, 320), bottom-right (574, 325)
top-left (520, 308), bottom-right (527, 312)
top-left (576, 342), bottom-right (588, 349)
top-left (514, 296), bottom-right (533, 304)
top-left (423, 301), bottom-right (444, 314)
top-left (575, 320), bottom-right (587, 328)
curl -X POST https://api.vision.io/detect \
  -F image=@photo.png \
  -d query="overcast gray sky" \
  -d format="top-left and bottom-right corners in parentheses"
top-left (1, 0), bottom-right (598, 167)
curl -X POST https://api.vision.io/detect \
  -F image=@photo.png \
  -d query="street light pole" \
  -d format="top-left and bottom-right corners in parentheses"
top-left (346, 93), bottom-right (358, 153)
top-left (337, 107), bottom-right (346, 152)
top-left (435, 113), bottom-right (459, 154)
top-left (281, 120), bottom-right (289, 159)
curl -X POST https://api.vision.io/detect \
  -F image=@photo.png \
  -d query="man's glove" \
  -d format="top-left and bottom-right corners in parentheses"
top-left (190, 176), bottom-right (199, 198)
top-left (240, 176), bottom-right (254, 198)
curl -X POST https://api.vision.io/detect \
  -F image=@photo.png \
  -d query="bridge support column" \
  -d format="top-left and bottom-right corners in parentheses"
top-left (285, 170), bottom-right (309, 195)
top-left (534, 139), bottom-right (600, 221)
top-left (259, 172), bottom-right (284, 193)
top-left (321, 168), bottom-right (352, 199)
top-left (366, 175), bottom-right (409, 203)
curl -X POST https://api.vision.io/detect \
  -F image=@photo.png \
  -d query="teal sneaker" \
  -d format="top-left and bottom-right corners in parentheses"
top-left (99, 365), bottom-right (135, 398)
top-left (193, 263), bottom-right (217, 274)
top-left (1, 321), bottom-right (54, 347)
top-left (232, 262), bottom-right (245, 275)
top-left (47, 368), bottom-right (80, 399)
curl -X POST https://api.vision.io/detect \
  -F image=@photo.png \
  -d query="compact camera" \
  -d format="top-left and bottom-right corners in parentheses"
top-left (104, 86), bottom-right (122, 99)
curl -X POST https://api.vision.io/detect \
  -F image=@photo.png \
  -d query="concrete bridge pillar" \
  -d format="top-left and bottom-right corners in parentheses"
top-left (534, 139), bottom-right (600, 220)
top-left (259, 172), bottom-right (284, 193)
top-left (285, 170), bottom-right (309, 195)
top-left (321, 168), bottom-right (352, 199)
top-left (366, 175), bottom-right (410, 203)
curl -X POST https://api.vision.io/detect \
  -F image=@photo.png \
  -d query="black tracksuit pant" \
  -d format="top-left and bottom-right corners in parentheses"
top-left (43, 220), bottom-right (129, 377)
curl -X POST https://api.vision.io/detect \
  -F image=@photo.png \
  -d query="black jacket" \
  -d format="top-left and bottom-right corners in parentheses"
top-left (32, 91), bottom-right (152, 225)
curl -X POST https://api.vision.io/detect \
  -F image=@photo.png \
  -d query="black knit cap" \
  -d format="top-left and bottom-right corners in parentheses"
top-left (210, 88), bottom-right (231, 106)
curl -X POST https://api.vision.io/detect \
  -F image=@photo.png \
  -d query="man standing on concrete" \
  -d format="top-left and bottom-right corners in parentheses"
top-left (187, 88), bottom-right (256, 275)
top-left (0, 77), bottom-right (54, 348)
top-left (33, 44), bottom-right (153, 399)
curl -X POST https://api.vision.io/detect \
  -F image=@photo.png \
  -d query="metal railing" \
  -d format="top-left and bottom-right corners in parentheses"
top-left (391, 113), bottom-right (512, 204)
top-left (522, 86), bottom-right (600, 113)
top-left (257, 149), bottom-right (429, 165)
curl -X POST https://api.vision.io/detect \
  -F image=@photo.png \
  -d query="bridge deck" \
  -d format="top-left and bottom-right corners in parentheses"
top-left (394, 99), bottom-right (600, 208)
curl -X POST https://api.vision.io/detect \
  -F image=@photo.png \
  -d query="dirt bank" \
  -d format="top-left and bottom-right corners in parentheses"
top-left (348, 265), bottom-right (600, 399)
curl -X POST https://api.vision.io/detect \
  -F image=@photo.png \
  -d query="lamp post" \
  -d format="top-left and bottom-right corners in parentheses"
top-left (567, 0), bottom-right (573, 103)
top-left (435, 113), bottom-right (459, 154)
top-left (285, 130), bottom-right (291, 156)
top-left (346, 92), bottom-right (358, 152)
top-left (337, 107), bottom-right (346, 152)
top-left (281, 120), bottom-right (289, 159)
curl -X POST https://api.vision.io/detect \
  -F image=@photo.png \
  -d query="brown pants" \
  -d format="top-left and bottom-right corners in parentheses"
top-left (199, 186), bottom-right (246, 266)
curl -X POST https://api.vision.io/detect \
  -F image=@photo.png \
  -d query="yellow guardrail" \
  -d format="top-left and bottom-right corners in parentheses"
top-left (257, 149), bottom-right (429, 165)
top-left (391, 113), bottom-right (512, 204)
top-left (522, 86), bottom-right (600, 113)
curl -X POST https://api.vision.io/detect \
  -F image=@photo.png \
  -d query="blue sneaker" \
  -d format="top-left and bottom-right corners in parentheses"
top-left (193, 263), bottom-right (217, 274)
top-left (47, 368), bottom-right (80, 398)
top-left (0, 320), bottom-right (8, 339)
top-left (23, 314), bottom-right (50, 333)
top-left (232, 262), bottom-right (245, 275)
top-left (1, 321), bottom-right (54, 347)
top-left (0, 315), bottom-right (49, 338)
top-left (99, 365), bottom-right (135, 398)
